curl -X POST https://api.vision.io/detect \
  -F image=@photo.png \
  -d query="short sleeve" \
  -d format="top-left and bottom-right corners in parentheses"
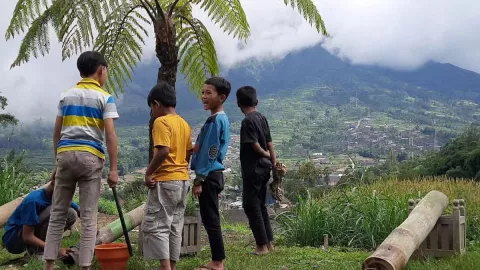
top-left (57, 98), bottom-right (64, 117)
top-left (20, 201), bottom-right (40, 226)
top-left (153, 118), bottom-right (171, 148)
top-left (103, 96), bottom-right (120, 119)
top-left (240, 119), bottom-right (258, 144)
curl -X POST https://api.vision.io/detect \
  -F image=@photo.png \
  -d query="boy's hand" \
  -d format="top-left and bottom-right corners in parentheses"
top-left (107, 170), bottom-right (118, 188)
top-left (264, 150), bottom-right (271, 159)
top-left (57, 247), bottom-right (72, 258)
top-left (192, 185), bottom-right (202, 198)
top-left (144, 174), bottom-right (155, 189)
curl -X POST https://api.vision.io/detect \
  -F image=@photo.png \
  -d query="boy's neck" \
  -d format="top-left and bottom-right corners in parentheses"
top-left (163, 107), bottom-right (177, 116)
top-left (242, 106), bottom-right (256, 115)
top-left (210, 104), bottom-right (224, 115)
top-left (84, 75), bottom-right (102, 86)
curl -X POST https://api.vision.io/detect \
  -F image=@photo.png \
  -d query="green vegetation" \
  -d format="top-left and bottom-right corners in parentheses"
top-left (0, 95), bottom-right (17, 127)
top-left (0, 151), bottom-right (29, 205)
top-left (279, 178), bottom-right (480, 249)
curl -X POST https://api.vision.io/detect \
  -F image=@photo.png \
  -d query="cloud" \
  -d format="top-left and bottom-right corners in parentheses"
top-left (1, 0), bottom-right (480, 121)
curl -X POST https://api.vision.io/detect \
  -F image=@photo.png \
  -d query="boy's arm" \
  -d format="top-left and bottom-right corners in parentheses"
top-left (53, 116), bottom-right (63, 159)
top-left (265, 118), bottom-right (277, 165)
top-left (253, 143), bottom-right (270, 158)
top-left (145, 146), bottom-right (169, 177)
top-left (22, 225), bottom-right (45, 248)
top-left (104, 118), bottom-right (118, 188)
top-left (145, 119), bottom-right (171, 188)
top-left (103, 95), bottom-right (120, 188)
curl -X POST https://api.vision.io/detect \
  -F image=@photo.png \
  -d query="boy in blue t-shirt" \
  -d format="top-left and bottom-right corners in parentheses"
top-left (191, 77), bottom-right (231, 270)
top-left (2, 173), bottom-right (78, 257)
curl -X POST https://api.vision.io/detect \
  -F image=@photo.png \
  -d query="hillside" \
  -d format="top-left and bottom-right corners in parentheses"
top-left (2, 45), bottom-right (480, 172)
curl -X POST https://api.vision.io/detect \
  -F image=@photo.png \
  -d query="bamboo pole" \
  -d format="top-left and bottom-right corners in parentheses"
top-left (95, 203), bottom-right (145, 245)
top-left (362, 190), bottom-right (448, 270)
top-left (0, 184), bottom-right (49, 228)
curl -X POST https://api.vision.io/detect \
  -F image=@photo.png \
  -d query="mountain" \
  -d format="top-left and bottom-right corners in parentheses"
top-left (116, 44), bottom-right (480, 128)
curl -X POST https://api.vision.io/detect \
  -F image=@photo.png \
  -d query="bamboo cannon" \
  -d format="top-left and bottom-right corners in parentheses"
top-left (95, 203), bottom-right (145, 245)
top-left (362, 190), bottom-right (448, 270)
top-left (0, 184), bottom-right (49, 228)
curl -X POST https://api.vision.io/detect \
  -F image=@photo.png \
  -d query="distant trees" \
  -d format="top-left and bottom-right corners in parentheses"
top-left (0, 94), bottom-right (17, 127)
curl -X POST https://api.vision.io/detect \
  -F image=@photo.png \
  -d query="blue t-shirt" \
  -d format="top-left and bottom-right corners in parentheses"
top-left (2, 188), bottom-right (79, 252)
top-left (191, 112), bottom-right (230, 177)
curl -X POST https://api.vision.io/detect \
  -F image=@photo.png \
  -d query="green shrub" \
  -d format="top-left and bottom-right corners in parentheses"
top-left (0, 151), bottom-right (29, 205)
top-left (98, 198), bottom-right (118, 215)
top-left (278, 177), bottom-right (480, 250)
top-left (185, 195), bottom-right (197, 216)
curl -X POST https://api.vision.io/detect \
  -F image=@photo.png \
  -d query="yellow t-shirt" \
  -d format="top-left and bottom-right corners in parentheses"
top-left (152, 114), bottom-right (193, 181)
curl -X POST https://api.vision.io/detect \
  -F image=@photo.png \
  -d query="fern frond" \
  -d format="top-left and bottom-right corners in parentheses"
top-left (10, 7), bottom-right (52, 68)
top-left (191, 0), bottom-right (250, 40)
top-left (5, 0), bottom-right (48, 40)
top-left (282, 0), bottom-right (328, 35)
top-left (94, 3), bottom-right (149, 95)
top-left (177, 17), bottom-right (219, 94)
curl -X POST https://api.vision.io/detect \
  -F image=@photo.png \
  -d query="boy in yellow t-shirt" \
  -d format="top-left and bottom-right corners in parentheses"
top-left (143, 81), bottom-right (193, 270)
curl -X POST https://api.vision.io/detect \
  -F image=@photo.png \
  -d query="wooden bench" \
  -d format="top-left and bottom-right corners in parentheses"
top-left (409, 198), bottom-right (466, 258)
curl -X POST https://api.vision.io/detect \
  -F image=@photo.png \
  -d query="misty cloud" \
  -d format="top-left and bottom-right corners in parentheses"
top-left (1, 0), bottom-right (480, 122)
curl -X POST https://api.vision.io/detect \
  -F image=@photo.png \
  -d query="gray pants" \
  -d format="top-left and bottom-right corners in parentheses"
top-left (142, 181), bottom-right (189, 261)
top-left (44, 151), bottom-right (104, 267)
top-left (7, 206), bottom-right (77, 255)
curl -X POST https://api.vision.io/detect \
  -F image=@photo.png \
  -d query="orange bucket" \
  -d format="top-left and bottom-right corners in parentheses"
top-left (95, 243), bottom-right (130, 270)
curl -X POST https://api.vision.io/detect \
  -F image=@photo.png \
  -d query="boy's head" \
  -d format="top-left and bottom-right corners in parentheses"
top-left (236, 86), bottom-right (258, 112)
top-left (77, 51), bottom-right (108, 87)
top-left (148, 81), bottom-right (176, 117)
top-left (201, 77), bottom-right (231, 112)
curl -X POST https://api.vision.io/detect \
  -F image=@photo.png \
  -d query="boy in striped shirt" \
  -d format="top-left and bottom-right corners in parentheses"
top-left (44, 51), bottom-right (119, 270)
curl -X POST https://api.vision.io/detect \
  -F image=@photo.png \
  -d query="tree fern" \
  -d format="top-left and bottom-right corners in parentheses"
top-left (192, 0), bottom-right (250, 40)
top-left (94, 3), bottom-right (149, 95)
top-left (6, 0), bottom-right (327, 97)
top-left (177, 17), bottom-right (219, 95)
top-left (283, 0), bottom-right (328, 35)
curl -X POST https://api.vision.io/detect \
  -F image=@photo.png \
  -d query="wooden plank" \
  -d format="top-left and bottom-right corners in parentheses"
top-left (183, 225), bottom-right (188, 247)
top-left (440, 223), bottom-right (450, 250)
top-left (189, 223), bottom-right (195, 247)
top-left (429, 224), bottom-right (439, 250)
top-left (421, 249), bottom-right (455, 258)
top-left (438, 216), bottom-right (453, 225)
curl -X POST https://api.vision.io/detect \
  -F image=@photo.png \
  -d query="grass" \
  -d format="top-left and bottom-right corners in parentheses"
top-left (278, 177), bottom-right (480, 249)
top-left (3, 229), bottom-right (480, 270)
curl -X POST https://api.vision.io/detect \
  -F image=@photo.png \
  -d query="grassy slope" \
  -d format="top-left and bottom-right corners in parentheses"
top-left (1, 227), bottom-right (480, 270)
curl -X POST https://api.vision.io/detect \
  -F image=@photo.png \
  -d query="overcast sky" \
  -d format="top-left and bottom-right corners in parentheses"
top-left (1, 0), bottom-right (479, 122)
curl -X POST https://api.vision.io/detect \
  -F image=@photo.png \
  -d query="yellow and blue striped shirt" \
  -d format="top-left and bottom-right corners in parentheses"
top-left (57, 78), bottom-right (119, 159)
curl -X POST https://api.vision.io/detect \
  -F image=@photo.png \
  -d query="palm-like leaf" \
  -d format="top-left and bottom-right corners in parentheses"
top-left (283, 0), bottom-right (328, 35)
top-left (6, 0), bottom-right (327, 97)
top-left (94, 3), bottom-right (150, 95)
top-left (192, 0), bottom-right (250, 40)
top-left (177, 17), bottom-right (219, 95)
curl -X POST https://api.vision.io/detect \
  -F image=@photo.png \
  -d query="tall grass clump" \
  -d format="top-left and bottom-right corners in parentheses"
top-left (278, 177), bottom-right (480, 250)
top-left (0, 151), bottom-right (29, 206)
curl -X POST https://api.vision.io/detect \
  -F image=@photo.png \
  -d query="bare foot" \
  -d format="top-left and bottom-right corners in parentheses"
top-left (251, 244), bottom-right (269, 255)
top-left (194, 261), bottom-right (224, 270)
top-left (267, 242), bottom-right (275, 252)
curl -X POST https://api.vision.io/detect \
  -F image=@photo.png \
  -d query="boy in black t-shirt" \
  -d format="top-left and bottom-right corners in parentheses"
top-left (236, 86), bottom-right (277, 255)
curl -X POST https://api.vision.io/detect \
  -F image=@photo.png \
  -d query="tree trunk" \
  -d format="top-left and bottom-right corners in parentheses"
top-left (362, 190), bottom-right (448, 270)
top-left (149, 16), bottom-right (179, 162)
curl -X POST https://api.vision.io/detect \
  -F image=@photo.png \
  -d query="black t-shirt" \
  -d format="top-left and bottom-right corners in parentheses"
top-left (240, 111), bottom-right (272, 176)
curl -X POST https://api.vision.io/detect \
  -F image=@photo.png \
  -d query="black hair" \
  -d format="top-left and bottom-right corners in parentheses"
top-left (205, 77), bottom-right (231, 100)
top-left (236, 86), bottom-right (258, 107)
top-left (147, 81), bottom-right (176, 108)
top-left (77, 51), bottom-right (108, 77)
